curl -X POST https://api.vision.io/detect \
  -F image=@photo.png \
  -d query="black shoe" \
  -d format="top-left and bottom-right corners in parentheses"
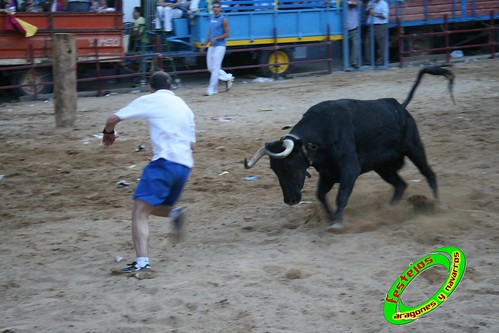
top-left (120, 262), bottom-right (150, 273)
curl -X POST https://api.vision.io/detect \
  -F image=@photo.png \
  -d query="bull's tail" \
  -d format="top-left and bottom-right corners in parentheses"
top-left (402, 66), bottom-right (455, 108)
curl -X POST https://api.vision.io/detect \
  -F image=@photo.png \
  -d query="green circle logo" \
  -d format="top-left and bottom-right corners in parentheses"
top-left (383, 246), bottom-right (466, 325)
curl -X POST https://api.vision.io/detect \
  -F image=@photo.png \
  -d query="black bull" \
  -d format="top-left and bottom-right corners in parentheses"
top-left (244, 66), bottom-right (455, 229)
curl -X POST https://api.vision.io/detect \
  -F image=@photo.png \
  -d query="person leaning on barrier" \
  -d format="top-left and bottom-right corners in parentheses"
top-left (364, 0), bottom-right (389, 66)
top-left (3, 0), bottom-right (34, 11)
top-left (49, 0), bottom-right (65, 12)
top-left (92, 0), bottom-right (115, 13)
top-left (128, 6), bottom-right (147, 53)
top-left (0, 0), bottom-right (10, 13)
top-left (347, 0), bottom-right (360, 69)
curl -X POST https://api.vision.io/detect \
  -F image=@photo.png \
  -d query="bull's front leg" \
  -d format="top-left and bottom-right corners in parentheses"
top-left (316, 173), bottom-right (336, 222)
top-left (328, 163), bottom-right (360, 230)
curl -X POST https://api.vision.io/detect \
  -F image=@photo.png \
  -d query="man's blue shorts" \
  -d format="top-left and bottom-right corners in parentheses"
top-left (133, 158), bottom-right (191, 207)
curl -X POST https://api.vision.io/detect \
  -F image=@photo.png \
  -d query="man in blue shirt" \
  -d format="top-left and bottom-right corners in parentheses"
top-left (200, 0), bottom-right (235, 96)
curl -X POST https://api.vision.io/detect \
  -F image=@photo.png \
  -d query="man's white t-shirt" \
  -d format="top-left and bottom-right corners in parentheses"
top-left (115, 90), bottom-right (196, 168)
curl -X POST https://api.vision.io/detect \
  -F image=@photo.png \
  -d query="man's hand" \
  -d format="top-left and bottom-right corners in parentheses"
top-left (102, 131), bottom-right (116, 147)
top-left (102, 115), bottom-right (121, 147)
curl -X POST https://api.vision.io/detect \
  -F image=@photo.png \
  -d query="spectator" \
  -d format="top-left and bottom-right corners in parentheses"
top-left (49, 0), bottom-right (64, 12)
top-left (93, 0), bottom-right (116, 13)
top-left (155, 0), bottom-right (184, 35)
top-left (128, 6), bottom-right (147, 53)
top-left (200, 0), bottom-right (235, 96)
top-left (187, 0), bottom-right (199, 25)
top-left (66, 0), bottom-right (92, 11)
top-left (347, 0), bottom-right (360, 69)
top-left (4, 0), bottom-right (20, 11)
top-left (0, 0), bottom-right (12, 12)
top-left (364, 0), bottom-right (389, 66)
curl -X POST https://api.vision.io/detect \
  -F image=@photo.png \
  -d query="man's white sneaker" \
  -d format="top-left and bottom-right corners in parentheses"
top-left (225, 78), bottom-right (234, 92)
top-left (120, 262), bottom-right (150, 273)
top-left (204, 91), bottom-right (217, 96)
top-left (170, 207), bottom-right (187, 241)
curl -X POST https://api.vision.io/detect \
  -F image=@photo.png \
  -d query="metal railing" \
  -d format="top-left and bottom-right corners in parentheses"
top-left (397, 11), bottom-right (497, 67)
top-left (0, 28), bottom-right (335, 98)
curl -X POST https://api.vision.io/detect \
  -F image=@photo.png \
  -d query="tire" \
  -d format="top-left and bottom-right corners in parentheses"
top-left (12, 69), bottom-right (52, 97)
top-left (404, 31), bottom-right (432, 56)
top-left (258, 49), bottom-right (294, 77)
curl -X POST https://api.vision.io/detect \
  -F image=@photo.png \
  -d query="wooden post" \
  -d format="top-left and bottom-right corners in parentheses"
top-left (53, 33), bottom-right (77, 127)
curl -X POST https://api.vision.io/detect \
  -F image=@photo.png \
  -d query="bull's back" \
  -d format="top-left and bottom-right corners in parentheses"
top-left (302, 98), bottom-right (411, 137)
top-left (299, 98), bottom-right (417, 171)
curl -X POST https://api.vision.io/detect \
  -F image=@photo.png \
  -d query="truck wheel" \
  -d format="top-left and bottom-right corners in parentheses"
top-left (12, 69), bottom-right (52, 97)
top-left (406, 33), bottom-right (432, 56)
top-left (258, 49), bottom-right (293, 77)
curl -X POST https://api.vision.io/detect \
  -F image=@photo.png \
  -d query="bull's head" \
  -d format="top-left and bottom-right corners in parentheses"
top-left (244, 135), bottom-right (316, 205)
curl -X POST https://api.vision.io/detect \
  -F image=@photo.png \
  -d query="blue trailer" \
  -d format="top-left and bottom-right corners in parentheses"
top-left (135, 0), bottom-right (497, 75)
top-left (139, 0), bottom-right (343, 75)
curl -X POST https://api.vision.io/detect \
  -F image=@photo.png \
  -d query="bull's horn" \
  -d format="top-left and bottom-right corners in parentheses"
top-left (244, 146), bottom-right (267, 169)
top-left (265, 139), bottom-right (294, 159)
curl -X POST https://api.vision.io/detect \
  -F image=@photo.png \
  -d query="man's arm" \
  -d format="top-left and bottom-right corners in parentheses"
top-left (200, 30), bottom-right (211, 52)
top-left (102, 114), bottom-right (121, 147)
top-left (220, 17), bottom-right (230, 40)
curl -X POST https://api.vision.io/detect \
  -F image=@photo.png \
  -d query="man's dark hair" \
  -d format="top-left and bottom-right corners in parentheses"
top-left (149, 71), bottom-right (172, 90)
top-left (134, 6), bottom-right (143, 16)
top-left (212, 0), bottom-right (221, 6)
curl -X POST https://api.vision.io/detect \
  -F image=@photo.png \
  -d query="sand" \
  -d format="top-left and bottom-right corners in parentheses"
top-left (1, 59), bottom-right (498, 333)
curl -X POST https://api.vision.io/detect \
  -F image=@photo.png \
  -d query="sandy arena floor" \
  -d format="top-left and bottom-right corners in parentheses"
top-left (1, 59), bottom-right (498, 333)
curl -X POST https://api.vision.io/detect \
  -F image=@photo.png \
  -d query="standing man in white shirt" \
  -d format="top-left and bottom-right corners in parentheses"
top-left (365, 0), bottom-right (389, 66)
top-left (102, 71), bottom-right (196, 273)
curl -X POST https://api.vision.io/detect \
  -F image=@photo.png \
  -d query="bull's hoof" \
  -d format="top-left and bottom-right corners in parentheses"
top-left (407, 194), bottom-right (435, 214)
top-left (327, 221), bottom-right (345, 231)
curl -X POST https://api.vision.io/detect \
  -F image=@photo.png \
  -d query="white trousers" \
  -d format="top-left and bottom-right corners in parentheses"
top-left (206, 45), bottom-right (232, 94)
top-left (155, 6), bottom-right (183, 32)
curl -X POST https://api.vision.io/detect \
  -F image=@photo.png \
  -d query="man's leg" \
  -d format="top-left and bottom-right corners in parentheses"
top-left (151, 204), bottom-right (185, 237)
top-left (213, 46), bottom-right (227, 80)
top-left (155, 6), bottom-right (164, 30)
top-left (206, 47), bottom-right (219, 94)
top-left (375, 24), bottom-right (387, 65)
top-left (163, 8), bottom-right (183, 32)
top-left (150, 204), bottom-right (173, 217)
top-left (364, 27), bottom-right (373, 65)
top-left (131, 199), bottom-right (155, 258)
top-left (349, 28), bottom-right (359, 67)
